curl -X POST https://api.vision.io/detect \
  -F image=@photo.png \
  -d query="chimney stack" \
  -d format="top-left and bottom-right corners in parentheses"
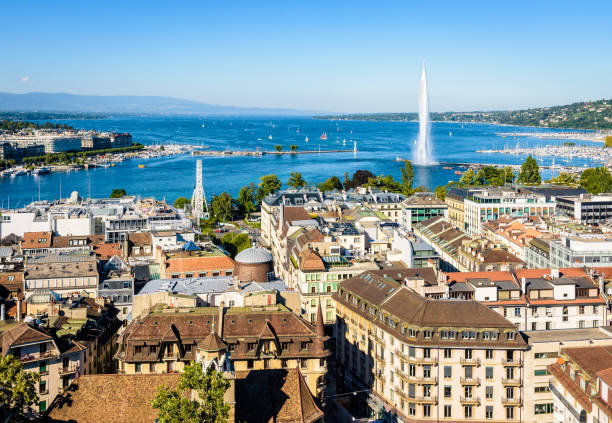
top-left (218, 301), bottom-right (224, 337)
top-left (521, 277), bottom-right (526, 294)
top-left (0, 304), bottom-right (5, 321)
top-left (16, 298), bottom-right (22, 322)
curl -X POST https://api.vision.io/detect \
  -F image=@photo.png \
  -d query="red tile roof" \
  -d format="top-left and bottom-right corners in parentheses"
top-left (165, 254), bottom-right (235, 274)
top-left (515, 268), bottom-right (586, 279)
top-left (93, 242), bottom-right (123, 261)
top-left (446, 271), bottom-right (515, 283)
top-left (21, 231), bottom-right (52, 249)
top-left (46, 374), bottom-right (181, 423)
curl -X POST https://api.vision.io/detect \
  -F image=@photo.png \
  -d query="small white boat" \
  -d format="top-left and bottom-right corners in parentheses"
top-left (268, 135), bottom-right (273, 140)
top-left (449, 131), bottom-right (452, 136)
top-left (305, 137), bottom-right (308, 142)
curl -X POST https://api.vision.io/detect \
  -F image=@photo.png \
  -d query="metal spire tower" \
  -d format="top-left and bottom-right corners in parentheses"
top-left (191, 160), bottom-right (209, 220)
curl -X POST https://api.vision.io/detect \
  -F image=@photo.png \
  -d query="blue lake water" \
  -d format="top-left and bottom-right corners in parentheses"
top-left (0, 116), bottom-right (600, 208)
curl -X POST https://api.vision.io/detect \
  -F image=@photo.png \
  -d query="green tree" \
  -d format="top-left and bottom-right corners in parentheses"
top-left (110, 188), bottom-right (126, 198)
top-left (173, 197), bottom-right (190, 209)
top-left (459, 169), bottom-right (477, 186)
top-left (344, 170), bottom-right (375, 190)
top-left (211, 192), bottom-right (234, 222)
top-left (256, 174), bottom-right (281, 203)
top-left (400, 160), bottom-right (415, 195)
top-left (580, 167), bottom-right (612, 194)
top-left (318, 176), bottom-right (343, 192)
top-left (274, 145), bottom-right (282, 152)
top-left (0, 355), bottom-right (39, 421)
top-left (365, 174), bottom-right (403, 192)
top-left (342, 172), bottom-right (350, 190)
top-left (237, 183), bottom-right (257, 218)
top-left (517, 155), bottom-right (541, 185)
top-left (287, 172), bottom-right (307, 189)
top-left (605, 136), bottom-right (612, 148)
top-left (546, 172), bottom-right (579, 186)
top-left (290, 144), bottom-right (298, 152)
top-left (152, 362), bottom-right (230, 423)
top-left (434, 184), bottom-right (447, 200)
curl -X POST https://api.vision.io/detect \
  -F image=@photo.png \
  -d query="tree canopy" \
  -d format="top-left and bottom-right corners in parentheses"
top-left (152, 362), bottom-right (230, 423)
top-left (237, 183), bottom-right (257, 217)
top-left (343, 170), bottom-right (375, 190)
top-left (287, 172), bottom-right (307, 189)
top-left (400, 160), bottom-right (414, 195)
top-left (517, 155), bottom-right (541, 185)
top-left (580, 167), bottom-right (612, 194)
top-left (211, 192), bottom-right (234, 222)
top-left (173, 197), bottom-right (190, 209)
top-left (318, 176), bottom-right (343, 192)
top-left (256, 174), bottom-right (281, 203)
top-left (0, 355), bottom-right (39, 421)
top-left (110, 188), bottom-right (127, 198)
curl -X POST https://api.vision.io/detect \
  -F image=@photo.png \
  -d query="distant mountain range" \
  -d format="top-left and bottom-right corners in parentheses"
top-left (317, 99), bottom-right (612, 130)
top-left (0, 92), bottom-right (324, 116)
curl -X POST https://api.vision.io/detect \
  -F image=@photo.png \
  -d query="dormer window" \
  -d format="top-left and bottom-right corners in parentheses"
top-left (507, 332), bottom-right (516, 341)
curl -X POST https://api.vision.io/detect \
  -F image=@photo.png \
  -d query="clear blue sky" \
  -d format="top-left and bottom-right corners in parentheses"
top-left (1, 0), bottom-right (611, 113)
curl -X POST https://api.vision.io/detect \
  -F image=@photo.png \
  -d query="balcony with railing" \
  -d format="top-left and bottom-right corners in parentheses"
top-left (20, 351), bottom-right (58, 364)
top-left (460, 396), bottom-right (481, 406)
top-left (59, 364), bottom-right (78, 376)
top-left (502, 358), bottom-right (522, 366)
top-left (502, 397), bottom-right (522, 406)
top-left (460, 377), bottom-right (481, 386)
top-left (415, 355), bottom-right (438, 365)
top-left (460, 357), bottom-right (481, 366)
top-left (502, 378), bottom-right (522, 386)
top-left (414, 376), bottom-right (438, 384)
top-left (414, 395), bottom-right (438, 404)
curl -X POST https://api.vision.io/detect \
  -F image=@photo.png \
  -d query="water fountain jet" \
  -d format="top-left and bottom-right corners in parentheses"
top-left (413, 62), bottom-right (435, 165)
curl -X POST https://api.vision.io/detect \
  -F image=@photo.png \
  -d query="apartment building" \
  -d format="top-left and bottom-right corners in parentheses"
top-left (550, 235), bottom-right (612, 268)
top-left (115, 304), bottom-right (329, 397)
top-left (463, 188), bottom-right (555, 236)
top-left (0, 298), bottom-right (121, 415)
top-left (286, 227), bottom-right (378, 326)
top-left (24, 252), bottom-right (99, 298)
top-left (334, 270), bottom-right (528, 422)
top-left (445, 187), bottom-right (470, 230)
top-left (400, 193), bottom-right (447, 232)
top-left (522, 327), bottom-right (612, 423)
top-left (548, 344), bottom-right (612, 423)
top-left (445, 268), bottom-right (608, 330)
top-left (556, 193), bottom-right (612, 224)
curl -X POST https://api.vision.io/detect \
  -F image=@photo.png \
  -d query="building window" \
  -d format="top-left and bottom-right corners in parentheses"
top-left (444, 348), bottom-right (452, 359)
top-left (486, 367), bottom-right (493, 379)
top-left (464, 405), bottom-right (473, 419)
top-left (486, 386), bottom-right (493, 399)
top-left (486, 349), bottom-right (493, 359)
top-left (408, 403), bottom-right (415, 416)
top-left (281, 359), bottom-right (288, 367)
top-left (486, 406), bottom-right (493, 419)
top-left (39, 380), bottom-right (47, 394)
top-left (423, 404), bottom-right (431, 417)
top-left (135, 363), bottom-right (142, 373)
top-left (39, 400), bottom-right (47, 413)
top-left (444, 366), bottom-right (452, 378)
top-left (534, 386), bottom-right (549, 393)
top-left (534, 403), bottom-right (554, 414)
top-left (444, 404), bottom-right (452, 418)
top-left (247, 360), bottom-right (253, 369)
top-left (300, 359), bottom-right (307, 369)
top-left (506, 406), bottom-right (514, 419)
top-left (444, 386), bottom-right (452, 398)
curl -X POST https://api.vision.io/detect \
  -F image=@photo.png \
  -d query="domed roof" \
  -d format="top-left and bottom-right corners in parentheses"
top-left (235, 247), bottom-right (273, 264)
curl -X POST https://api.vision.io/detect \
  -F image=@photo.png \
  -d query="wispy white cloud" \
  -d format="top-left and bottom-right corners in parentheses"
top-left (19, 76), bottom-right (31, 83)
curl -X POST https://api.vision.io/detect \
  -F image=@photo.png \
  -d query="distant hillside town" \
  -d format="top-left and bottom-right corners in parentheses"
top-left (318, 99), bottom-right (612, 130)
top-left (0, 127), bottom-right (132, 160)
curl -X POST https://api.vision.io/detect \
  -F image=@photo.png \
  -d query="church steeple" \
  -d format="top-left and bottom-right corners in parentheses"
top-left (316, 303), bottom-right (324, 337)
